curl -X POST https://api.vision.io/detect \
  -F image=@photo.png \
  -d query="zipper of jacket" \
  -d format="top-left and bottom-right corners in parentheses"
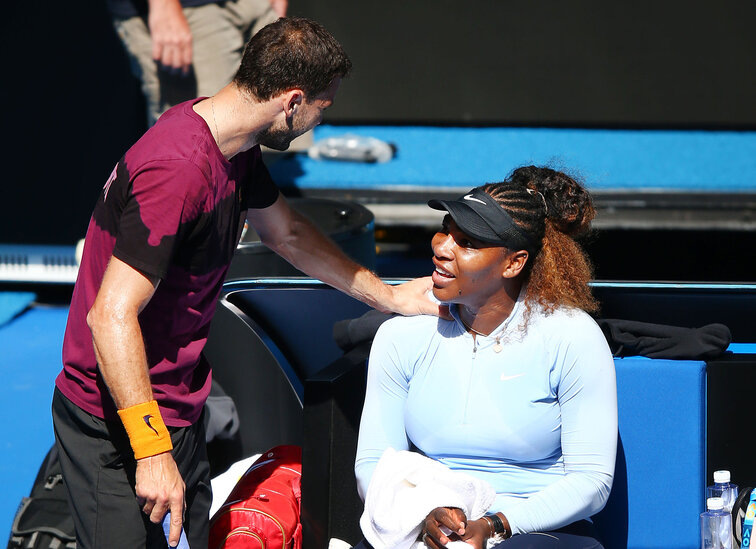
top-left (462, 334), bottom-right (478, 423)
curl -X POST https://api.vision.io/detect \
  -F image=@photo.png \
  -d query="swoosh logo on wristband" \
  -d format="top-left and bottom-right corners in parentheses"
top-left (143, 414), bottom-right (159, 436)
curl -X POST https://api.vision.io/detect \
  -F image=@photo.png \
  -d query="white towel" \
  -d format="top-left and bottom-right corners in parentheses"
top-left (208, 454), bottom-right (260, 518)
top-left (360, 448), bottom-right (496, 549)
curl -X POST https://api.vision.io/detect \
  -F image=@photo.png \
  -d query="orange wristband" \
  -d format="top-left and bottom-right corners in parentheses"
top-left (117, 400), bottom-right (173, 460)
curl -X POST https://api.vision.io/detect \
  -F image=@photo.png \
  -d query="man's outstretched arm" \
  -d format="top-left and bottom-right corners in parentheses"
top-left (247, 194), bottom-right (448, 318)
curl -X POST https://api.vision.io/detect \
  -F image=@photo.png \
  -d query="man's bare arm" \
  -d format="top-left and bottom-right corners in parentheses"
top-left (87, 256), bottom-right (185, 546)
top-left (247, 194), bottom-right (447, 317)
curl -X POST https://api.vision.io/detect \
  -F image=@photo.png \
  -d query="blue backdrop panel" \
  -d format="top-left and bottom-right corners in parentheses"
top-left (270, 126), bottom-right (756, 193)
top-left (597, 357), bottom-right (706, 549)
top-left (0, 292), bottom-right (36, 327)
top-left (0, 307), bottom-right (68, 539)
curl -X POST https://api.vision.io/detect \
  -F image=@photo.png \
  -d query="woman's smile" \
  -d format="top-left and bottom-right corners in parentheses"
top-left (431, 262), bottom-right (455, 286)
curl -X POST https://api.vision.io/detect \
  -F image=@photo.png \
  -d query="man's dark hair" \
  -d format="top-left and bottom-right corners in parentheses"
top-left (233, 17), bottom-right (352, 101)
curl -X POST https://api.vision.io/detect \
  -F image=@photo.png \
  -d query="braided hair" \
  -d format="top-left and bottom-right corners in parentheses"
top-left (481, 165), bottom-right (598, 315)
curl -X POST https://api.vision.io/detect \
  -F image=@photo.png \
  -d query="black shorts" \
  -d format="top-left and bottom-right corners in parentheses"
top-left (491, 520), bottom-right (604, 548)
top-left (353, 520), bottom-right (604, 549)
top-left (52, 388), bottom-right (211, 549)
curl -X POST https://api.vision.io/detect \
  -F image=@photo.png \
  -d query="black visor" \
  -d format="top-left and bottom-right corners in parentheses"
top-left (428, 188), bottom-right (534, 251)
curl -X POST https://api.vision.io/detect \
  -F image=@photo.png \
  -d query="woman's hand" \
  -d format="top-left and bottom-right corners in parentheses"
top-left (456, 518), bottom-right (492, 549)
top-left (422, 507), bottom-right (467, 548)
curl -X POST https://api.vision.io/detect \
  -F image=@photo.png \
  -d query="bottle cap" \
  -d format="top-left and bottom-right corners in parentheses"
top-left (713, 470), bottom-right (731, 484)
top-left (707, 497), bottom-right (725, 510)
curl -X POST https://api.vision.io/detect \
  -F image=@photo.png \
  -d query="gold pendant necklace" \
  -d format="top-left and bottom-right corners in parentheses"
top-left (461, 319), bottom-right (505, 353)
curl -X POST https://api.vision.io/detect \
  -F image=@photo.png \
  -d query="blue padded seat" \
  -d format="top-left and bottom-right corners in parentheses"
top-left (595, 357), bottom-right (706, 549)
top-left (209, 281), bottom-right (716, 548)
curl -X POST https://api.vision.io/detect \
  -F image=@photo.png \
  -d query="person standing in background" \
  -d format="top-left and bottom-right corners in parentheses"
top-left (107, 0), bottom-right (287, 126)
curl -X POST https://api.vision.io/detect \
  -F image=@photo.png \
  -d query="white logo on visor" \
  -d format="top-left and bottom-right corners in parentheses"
top-left (463, 194), bottom-right (487, 205)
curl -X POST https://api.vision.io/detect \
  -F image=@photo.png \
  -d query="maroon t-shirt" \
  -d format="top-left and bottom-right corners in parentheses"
top-left (56, 98), bottom-right (279, 426)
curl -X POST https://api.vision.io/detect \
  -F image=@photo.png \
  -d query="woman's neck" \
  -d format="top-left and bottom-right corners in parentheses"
top-left (459, 302), bottom-right (514, 336)
top-left (459, 283), bottom-right (523, 336)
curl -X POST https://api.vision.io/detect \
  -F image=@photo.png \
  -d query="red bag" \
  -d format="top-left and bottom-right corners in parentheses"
top-left (208, 445), bottom-right (302, 549)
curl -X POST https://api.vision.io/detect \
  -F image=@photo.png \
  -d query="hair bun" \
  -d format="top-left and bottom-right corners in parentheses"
top-left (511, 166), bottom-right (594, 237)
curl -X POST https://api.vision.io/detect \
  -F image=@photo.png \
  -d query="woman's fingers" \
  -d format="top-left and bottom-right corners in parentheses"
top-left (424, 507), bottom-right (468, 546)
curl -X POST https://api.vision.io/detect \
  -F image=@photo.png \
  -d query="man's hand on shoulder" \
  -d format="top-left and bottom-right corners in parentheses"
top-left (387, 277), bottom-right (450, 319)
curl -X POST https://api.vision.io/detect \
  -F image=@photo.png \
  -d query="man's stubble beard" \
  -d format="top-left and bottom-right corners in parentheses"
top-left (257, 118), bottom-right (298, 151)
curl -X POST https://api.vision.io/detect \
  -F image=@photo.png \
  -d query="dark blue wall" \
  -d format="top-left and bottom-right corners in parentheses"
top-left (2, 1), bottom-right (755, 246)
top-left (1, 2), bottom-right (146, 245)
top-left (292, 0), bottom-right (756, 127)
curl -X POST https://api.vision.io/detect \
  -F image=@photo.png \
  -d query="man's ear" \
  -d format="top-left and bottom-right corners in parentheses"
top-left (502, 250), bottom-right (529, 279)
top-left (283, 89), bottom-right (305, 118)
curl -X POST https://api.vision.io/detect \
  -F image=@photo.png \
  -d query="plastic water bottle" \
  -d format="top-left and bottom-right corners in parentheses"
top-left (308, 134), bottom-right (396, 163)
top-left (702, 497), bottom-right (733, 549)
top-left (708, 470), bottom-right (739, 512)
top-left (162, 512), bottom-right (190, 548)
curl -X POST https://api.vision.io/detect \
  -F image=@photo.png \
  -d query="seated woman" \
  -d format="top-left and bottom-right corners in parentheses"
top-left (354, 166), bottom-right (617, 549)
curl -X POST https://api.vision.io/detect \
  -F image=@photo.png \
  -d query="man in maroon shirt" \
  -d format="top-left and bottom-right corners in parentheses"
top-left (52, 17), bottom-right (442, 549)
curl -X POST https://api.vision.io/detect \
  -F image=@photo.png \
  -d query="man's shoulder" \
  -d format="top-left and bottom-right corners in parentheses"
top-left (122, 114), bottom-right (219, 198)
top-left (127, 102), bottom-right (212, 167)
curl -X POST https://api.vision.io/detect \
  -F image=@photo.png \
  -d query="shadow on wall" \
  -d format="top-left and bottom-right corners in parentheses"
top-left (593, 436), bottom-right (629, 549)
top-left (0, 2), bottom-right (146, 246)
